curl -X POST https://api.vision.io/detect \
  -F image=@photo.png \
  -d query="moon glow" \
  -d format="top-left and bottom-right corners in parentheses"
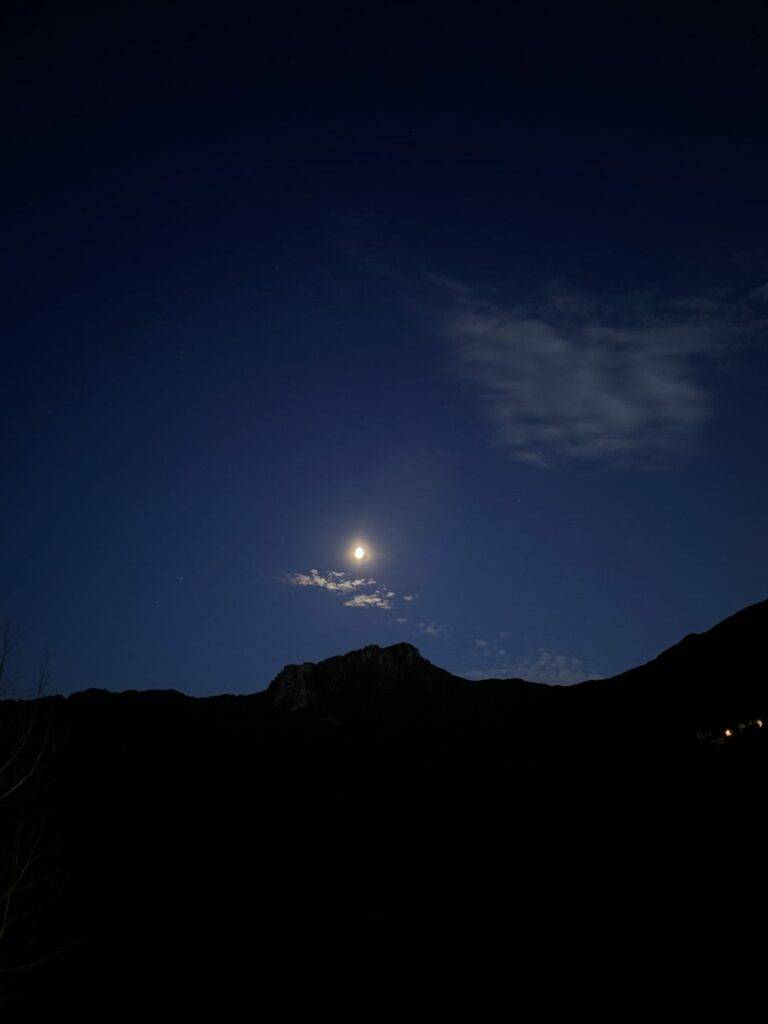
top-left (354, 546), bottom-right (365, 560)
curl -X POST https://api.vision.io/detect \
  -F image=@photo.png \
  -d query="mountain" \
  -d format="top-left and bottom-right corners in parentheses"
top-left (572, 597), bottom-right (768, 727)
top-left (2, 599), bottom-right (766, 1012)
top-left (267, 641), bottom-right (465, 718)
top-left (265, 597), bottom-right (768, 742)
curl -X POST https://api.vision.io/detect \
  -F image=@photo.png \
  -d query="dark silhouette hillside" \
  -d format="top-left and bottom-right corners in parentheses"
top-left (3, 598), bottom-right (766, 1013)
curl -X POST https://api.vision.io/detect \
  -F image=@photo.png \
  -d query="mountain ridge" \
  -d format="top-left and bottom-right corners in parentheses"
top-left (31, 597), bottom-right (766, 738)
top-left (260, 596), bottom-right (768, 732)
top-left (1, 596), bottom-right (765, 997)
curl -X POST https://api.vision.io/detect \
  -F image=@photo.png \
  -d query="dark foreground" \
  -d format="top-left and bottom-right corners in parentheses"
top-left (1, 600), bottom-right (766, 1014)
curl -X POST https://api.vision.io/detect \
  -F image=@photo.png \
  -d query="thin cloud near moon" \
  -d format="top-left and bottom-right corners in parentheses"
top-left (283, 570), bottom-right (445, 635)
top-left (284, 569), bottom-right (375, 594)
top-left (284, 569), bottom-right (395, 610)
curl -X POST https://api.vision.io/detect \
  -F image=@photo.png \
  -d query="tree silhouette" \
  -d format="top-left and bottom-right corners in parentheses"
top-left (0, 621), bottom-right (66, 1009)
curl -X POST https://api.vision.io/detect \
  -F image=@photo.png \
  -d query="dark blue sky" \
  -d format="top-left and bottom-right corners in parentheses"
top-left (3, 1), bottom-right (767, 694)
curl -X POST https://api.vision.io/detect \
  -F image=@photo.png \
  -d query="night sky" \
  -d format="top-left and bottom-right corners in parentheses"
top-left (3, 2), bottom-right (767, 695)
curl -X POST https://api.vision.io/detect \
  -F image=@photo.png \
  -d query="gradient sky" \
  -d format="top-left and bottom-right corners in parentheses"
top-left (3, 2), bottom-right (768, 695)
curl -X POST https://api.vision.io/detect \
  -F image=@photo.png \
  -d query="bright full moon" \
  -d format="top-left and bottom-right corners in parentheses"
top-left (354, 546), bottom-right (365, 560)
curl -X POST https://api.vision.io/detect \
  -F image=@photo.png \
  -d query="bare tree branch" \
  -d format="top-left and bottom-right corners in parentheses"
top-left (0, 621), bottom-right (68, 998)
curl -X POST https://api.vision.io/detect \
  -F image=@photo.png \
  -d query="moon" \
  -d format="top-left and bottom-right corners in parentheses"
top-left (353, 546), bottom-right (365, 560)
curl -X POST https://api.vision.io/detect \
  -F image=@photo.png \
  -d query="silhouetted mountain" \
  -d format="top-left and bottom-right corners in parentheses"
top-left (575, 597), bottom-right (768, 726)
top-left (267, 641), bottom-right (465, 718)
top-left (265, 597), bottom-right (768, 747)
top-left (2, 599), bottom-right (766, 1014)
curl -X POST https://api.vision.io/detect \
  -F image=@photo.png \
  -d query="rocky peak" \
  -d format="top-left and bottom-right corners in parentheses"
top-left (266, 641), bottom-right (463, 718)
top-left (342, 642), bottom-right (421, 666)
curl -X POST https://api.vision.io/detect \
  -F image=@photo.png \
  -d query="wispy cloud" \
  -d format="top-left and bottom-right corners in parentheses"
top-left (284, 569), bottom-right (376, 593)
top-left (344, 589), bottom-right (395, 610)
top-left (475, 637), bottom-right (507, 658)
top-left (463, 647), bottom-right (590, 685)
top-left (430, 276), bottom-right (767, 466)
top-left (284, 569), bottom-right (396, 611)
top-left (402, 594), bottom-right (417, 602)
top-left (416, 621), bottom-right (450, 638)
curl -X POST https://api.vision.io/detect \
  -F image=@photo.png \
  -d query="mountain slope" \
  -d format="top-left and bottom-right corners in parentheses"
top-left (572, 597), bottom-right (768, 731)
top-left (260, 597), bottom-right (768, 740)
top-left (1, 596), bottom-right (766, 1014)
top-left (266, 641), bottom-right (466, 719)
